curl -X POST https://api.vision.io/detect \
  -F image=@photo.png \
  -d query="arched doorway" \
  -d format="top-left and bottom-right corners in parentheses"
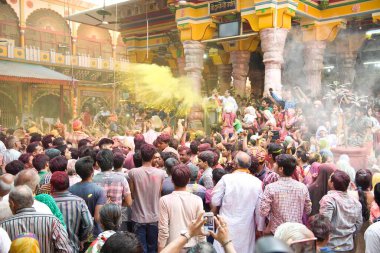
top-left (0, 91), bottom-right (17, 128)
top-left (0, 2), bottom-right (20, 46)
top-left (32, 94), bottom-right (70, 123)
top-left (81, 97), bottom-right (109, 116)
top-left (25, 9), bottom-right (71, 53)
top-left (77, 24), bottom-right (112, 58)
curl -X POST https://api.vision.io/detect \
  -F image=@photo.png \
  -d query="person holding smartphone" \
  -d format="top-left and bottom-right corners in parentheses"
top-left (158, 164), bottom-right (204, 252)
top-left (160, 212), bottom-right (236, 253)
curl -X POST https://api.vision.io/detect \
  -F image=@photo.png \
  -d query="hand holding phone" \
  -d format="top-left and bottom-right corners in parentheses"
top-left (203, 212), bottom-right (215, 233)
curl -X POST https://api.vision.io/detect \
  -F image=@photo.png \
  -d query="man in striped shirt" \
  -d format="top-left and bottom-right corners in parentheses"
top-left (51, 171), bottom-right (93, 253)
top-left (0, 185), bottom-right (72, 253)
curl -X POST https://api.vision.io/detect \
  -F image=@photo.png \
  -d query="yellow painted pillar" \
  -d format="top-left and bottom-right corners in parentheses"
top-left (177, 22), bottom-right (216, 93)
top-left (20, 28), bottom-right (25, 48)
top-left (19, 0), bottom-right (26, 48)
top-left (372, 12), bottom-right (380, 23)
top-left (242, 2), bottom-right (296, 95)
top-left (72, 37), bottom-right (77, 56)
top-left (175, 2), bottom-right (217, 130)
top-left (302, 20), bottom-right (346, 96)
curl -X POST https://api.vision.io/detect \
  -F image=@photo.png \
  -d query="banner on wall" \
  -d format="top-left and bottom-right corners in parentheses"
top-left (209, 0), bottom-right (237, 15)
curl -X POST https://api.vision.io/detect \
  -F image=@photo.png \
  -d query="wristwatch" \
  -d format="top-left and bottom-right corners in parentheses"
top-left (180, 230), bottom-right (191, 242)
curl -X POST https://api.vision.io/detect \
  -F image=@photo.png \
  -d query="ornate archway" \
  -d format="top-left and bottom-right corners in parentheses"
top-left (0, 2), bottom-right (20, 46)
top-left (80, 96), bottom-right (109, 116)
top-left (25, 8), bottom-right (71, 53)
top-left (0, 90), bottom-right (17, 128)
top-left (77, 24), bottom-right (112, 58)
top-left (32, 93), bottom-right (70, 122)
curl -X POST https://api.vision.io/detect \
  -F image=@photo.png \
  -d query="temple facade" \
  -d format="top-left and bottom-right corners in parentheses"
top-left (0, 0), bottom-right (128, 128)
top-left (1, 0), bottom-right (380, 128)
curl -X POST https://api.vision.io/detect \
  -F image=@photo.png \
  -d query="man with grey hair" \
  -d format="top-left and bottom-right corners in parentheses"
top-left (0, 174), bottom-right (13, 221)
top-left (0, 185), bottom-right (72, 253)
top-left (14, 169), bottom-right (52, 214)
top-left (212, 151), bottom-right (265, 253)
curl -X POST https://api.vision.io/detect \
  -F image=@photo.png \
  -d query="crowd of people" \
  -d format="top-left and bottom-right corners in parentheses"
top-left (1, 86), bottom-right (380, 253)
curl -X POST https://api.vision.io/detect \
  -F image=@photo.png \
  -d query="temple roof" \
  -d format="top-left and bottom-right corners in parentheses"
top-left (0, 60), bottom-right (77, 85)
top-left (67, 0), bottom-right (176, 36)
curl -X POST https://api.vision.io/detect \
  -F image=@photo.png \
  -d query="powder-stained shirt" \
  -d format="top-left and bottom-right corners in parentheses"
top-left (53, 191), bottom-right (93, 253)
top-left (158, 191), bottom-right (204, 248)
top-left (319, 190), bottom-right (362, 252)
top-left (2, 149), bottom-right (21, 166)
top-left (260, 177), bottom-right (312, 234)
top-left (0, 207), bottom-right (72, 253)
top-left (93, 171), bottom-right (131, 206)
top-left (128, 166), bottom-right (166, 223)
top-left (69, 182), bottom-right (107, 237)
top-left (199, 167), bottom-right (214, 190)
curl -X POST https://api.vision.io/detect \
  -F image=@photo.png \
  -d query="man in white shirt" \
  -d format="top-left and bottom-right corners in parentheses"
top-left (0, 227), bottom-right (11, 253)
top-left (365, 221), bottom-right (380, 253)
top-left (212, 151), bottom-right (265, 253)
top-left (2, 136), bottom-right (21, 166)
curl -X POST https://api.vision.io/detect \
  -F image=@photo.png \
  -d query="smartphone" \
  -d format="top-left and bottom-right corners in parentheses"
top-left (203, 212), bottom-right (215, 233)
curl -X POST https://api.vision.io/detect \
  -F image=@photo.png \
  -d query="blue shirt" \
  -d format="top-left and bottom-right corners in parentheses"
top-left (270, 91), bottom-right (296, 110)
top-left (69, 182), bottom-right (106, 237)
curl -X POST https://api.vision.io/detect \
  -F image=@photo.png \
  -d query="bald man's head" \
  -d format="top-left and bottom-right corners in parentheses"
top-left (14, 169), bottom-right (40, 194)
top-left (1, 173), bottom-right (14, 185)
top-left (0, 174), bottom-right (14, 197)
top-left (234, 151), bottom-right (251, 170)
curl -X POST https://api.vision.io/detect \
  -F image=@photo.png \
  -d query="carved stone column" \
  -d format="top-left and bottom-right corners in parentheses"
top-left (183, 41), bottom-right (205, 93)
top-left (217, 64), bottom-right (232, 93)
top-left (303, 40), bottom-right (326, 97)
top-left (177, 57), bottom-right (186, 76)
top-left (183, 40), bottom-right (205, 130)
top-left (230, 51), bottom-right (250, 96)
top-left (342, 52), bottom-right (356, 85)
top-left (260, 28), bottom-right (288, 95)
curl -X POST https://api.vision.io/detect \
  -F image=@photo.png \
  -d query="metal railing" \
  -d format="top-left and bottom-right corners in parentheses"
top-left (0, 44), bottom-right (129, 71)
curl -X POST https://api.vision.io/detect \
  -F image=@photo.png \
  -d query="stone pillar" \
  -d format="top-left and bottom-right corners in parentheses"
top-left (112, 44), bottom-right (117, 59)
top-left (249, 68), bottom-right (265, 96)
top-left (303, 40), bottom-right (326, 97)
top-left (177, 57), bottom-right (186, 76)
top-left (183, 40), bottom-right (205, 93)
top-left (72, 37), bottom-right (77, 56)
top-left (217, 64), bottom-right (232, 93)
top-left (183, 40), bottom-right (205, 130)
top-left (341, 52), bottom-right (356, 85)
top-left (19, 28), bottom-right (25, 48)
top-left (230, 51), bottom-right (250, 96)
top-left (260, 28), bottom-right (288, 95)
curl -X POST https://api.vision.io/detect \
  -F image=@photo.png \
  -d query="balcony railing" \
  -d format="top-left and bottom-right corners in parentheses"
top-left (0, 44), bottom-right (128, 71)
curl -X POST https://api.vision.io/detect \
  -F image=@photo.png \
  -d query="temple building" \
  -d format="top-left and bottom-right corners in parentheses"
top-left (0, 0), bottom-right (380, 128)
top-left (69, 0), bottom-right (380, 96)
top-left (0, 0), bottom-right (128, 127)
